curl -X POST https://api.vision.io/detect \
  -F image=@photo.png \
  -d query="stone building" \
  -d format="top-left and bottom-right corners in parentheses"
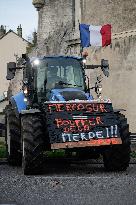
top-left (32, 0), bottom-right (136, 55)
top-left (0, 25), bottom-right (29, 99)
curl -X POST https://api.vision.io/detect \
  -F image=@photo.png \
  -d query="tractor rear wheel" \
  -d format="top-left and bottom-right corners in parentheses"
top-left (6, 106), bottom-right (22, 166)
top-left (21, 115), bottom-right (45, 175)
top-left (103, 113), bottom-right (130, 171)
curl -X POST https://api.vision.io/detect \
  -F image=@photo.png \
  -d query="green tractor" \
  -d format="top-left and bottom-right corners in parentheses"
top-left (5, 55), bottom-right (130, 174)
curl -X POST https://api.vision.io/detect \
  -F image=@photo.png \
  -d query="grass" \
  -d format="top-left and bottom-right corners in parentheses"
top-left (0, 141), bottom-right (6, 158)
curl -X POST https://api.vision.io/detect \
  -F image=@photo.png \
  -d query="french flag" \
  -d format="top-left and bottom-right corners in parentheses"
top-left (80, 24), bottom-right (111, 48)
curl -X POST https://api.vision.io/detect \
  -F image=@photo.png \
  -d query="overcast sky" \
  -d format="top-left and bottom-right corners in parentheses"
top-left (0, 0), bottom-right (38, 40)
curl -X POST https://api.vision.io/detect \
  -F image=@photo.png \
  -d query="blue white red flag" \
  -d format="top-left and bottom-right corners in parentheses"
top-left (79, 24), bottom-right (111, 48)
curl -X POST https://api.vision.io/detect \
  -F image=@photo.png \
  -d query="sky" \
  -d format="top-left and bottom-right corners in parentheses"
top-left (0, 0), bottom-right (38, 41)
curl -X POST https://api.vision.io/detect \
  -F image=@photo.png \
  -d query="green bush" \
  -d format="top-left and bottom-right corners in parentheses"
top-left (44, 150), bottom-right (65, 158)
top-left (130, 151), bottom-right (136, 158)
top-left (0, 140), bottom-right (5, 146)
top-left (0, 144), bottom-right (6, 158)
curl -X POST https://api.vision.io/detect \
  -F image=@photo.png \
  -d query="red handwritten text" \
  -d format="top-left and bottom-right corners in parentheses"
top-left (55, 117), bottom-right (103, 133)
top-left (48, 103), bottom-right (107, 113)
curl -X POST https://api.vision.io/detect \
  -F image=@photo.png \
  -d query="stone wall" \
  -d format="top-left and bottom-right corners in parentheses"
top-left (34, 0), bottom-right (136, 56)
top-left (38, 0), bottom-right (73, 41)
top-left (83, 31), bottom-right (136, 132)
top-left (65, 29), bottom-right (136, 132)
top-left (34, 0), bottom-right (74, 56)
top-left (81, 0), bottom-right (136, 33)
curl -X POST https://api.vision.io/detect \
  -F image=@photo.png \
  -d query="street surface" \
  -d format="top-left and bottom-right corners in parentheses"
top-left (0, 159), bottom-right (136, 205)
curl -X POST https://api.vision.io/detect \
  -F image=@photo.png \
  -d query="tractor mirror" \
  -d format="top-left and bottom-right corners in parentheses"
top-left (6, 62), bottom-right (16, 80)
top-left (101, 59), bottom-right (109, 77)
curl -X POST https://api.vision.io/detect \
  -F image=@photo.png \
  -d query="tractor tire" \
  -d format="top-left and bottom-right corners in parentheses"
top-left (103, 113), bottom-right (130, 171)
top-left (21, 115), bottom-right (45, 175)
top-left (6, 106), bottom-right (22, 166)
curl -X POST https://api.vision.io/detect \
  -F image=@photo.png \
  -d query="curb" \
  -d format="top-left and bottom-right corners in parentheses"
top-left (0, 158), bottom-right (136, 165)
top-left (0, 159), bottom-right (8, 165)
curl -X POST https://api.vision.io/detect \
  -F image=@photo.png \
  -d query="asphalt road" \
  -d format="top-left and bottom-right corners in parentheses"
top-left (0, 160), bottom-right (136, 205)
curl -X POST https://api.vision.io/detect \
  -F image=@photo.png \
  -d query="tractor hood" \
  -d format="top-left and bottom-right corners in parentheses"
top-left (49, 88), bottom-right (93, 101)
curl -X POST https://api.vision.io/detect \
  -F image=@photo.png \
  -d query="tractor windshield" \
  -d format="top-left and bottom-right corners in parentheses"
top-left (33, 57), bottom-right (85, 96)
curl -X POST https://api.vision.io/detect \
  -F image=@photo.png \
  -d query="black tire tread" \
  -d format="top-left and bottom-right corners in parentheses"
top-left (103, 113), bottom-right (130, 171)
top-left (21, 115), bottom-right (44, 175)
top-left (6, 106), bottom-right (22, 166)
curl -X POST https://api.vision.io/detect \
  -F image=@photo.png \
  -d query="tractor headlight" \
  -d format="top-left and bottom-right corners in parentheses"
top-left (98, 85), bottom-right (102, 92)
top-left (24, 97), bottom-right (27, 102)
top-left (95, 83), bottom-right (103, 98)
top-left (23, 85), bottom-right (28, 96)
top-left (82, 59), bottom-right (87, 64)
top-left (33, 59), bottom-right (40, 65)
top-left (3, 91), bottom-right (7, 98)
top-left (23, 86), bottom-right (28, 95)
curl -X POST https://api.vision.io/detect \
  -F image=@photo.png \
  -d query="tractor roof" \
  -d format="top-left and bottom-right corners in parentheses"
top-left (30, 55), bottom-right (83, 62)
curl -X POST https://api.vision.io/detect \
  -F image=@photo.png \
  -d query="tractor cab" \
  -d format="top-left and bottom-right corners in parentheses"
top-left (30, 56), bottom-right (88, 102)
top-left (6, 55), bottom-right (109, 105)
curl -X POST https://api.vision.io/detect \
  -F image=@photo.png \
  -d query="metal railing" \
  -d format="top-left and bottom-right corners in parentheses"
top-left (130, 133), bottom-right (136, 144)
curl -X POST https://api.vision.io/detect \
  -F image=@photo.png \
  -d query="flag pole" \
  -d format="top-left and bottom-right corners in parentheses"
top-left (78, 20), bottom-right (83, 57)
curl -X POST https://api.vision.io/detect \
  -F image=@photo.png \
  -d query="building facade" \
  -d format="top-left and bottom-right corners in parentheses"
top-left (0, 26), bottom-right (29, 99)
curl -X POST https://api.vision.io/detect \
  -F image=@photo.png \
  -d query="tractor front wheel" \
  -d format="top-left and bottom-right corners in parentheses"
top-left (21, 114), bottom-right (45, 175)
top-left (103, 143), bottom-right (130, 171)
top-left (103, 113), bottom-right (130, 171)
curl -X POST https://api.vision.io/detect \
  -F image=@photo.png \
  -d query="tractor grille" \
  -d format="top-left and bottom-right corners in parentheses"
top-left (60, 91), bottom-right (87, 101)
